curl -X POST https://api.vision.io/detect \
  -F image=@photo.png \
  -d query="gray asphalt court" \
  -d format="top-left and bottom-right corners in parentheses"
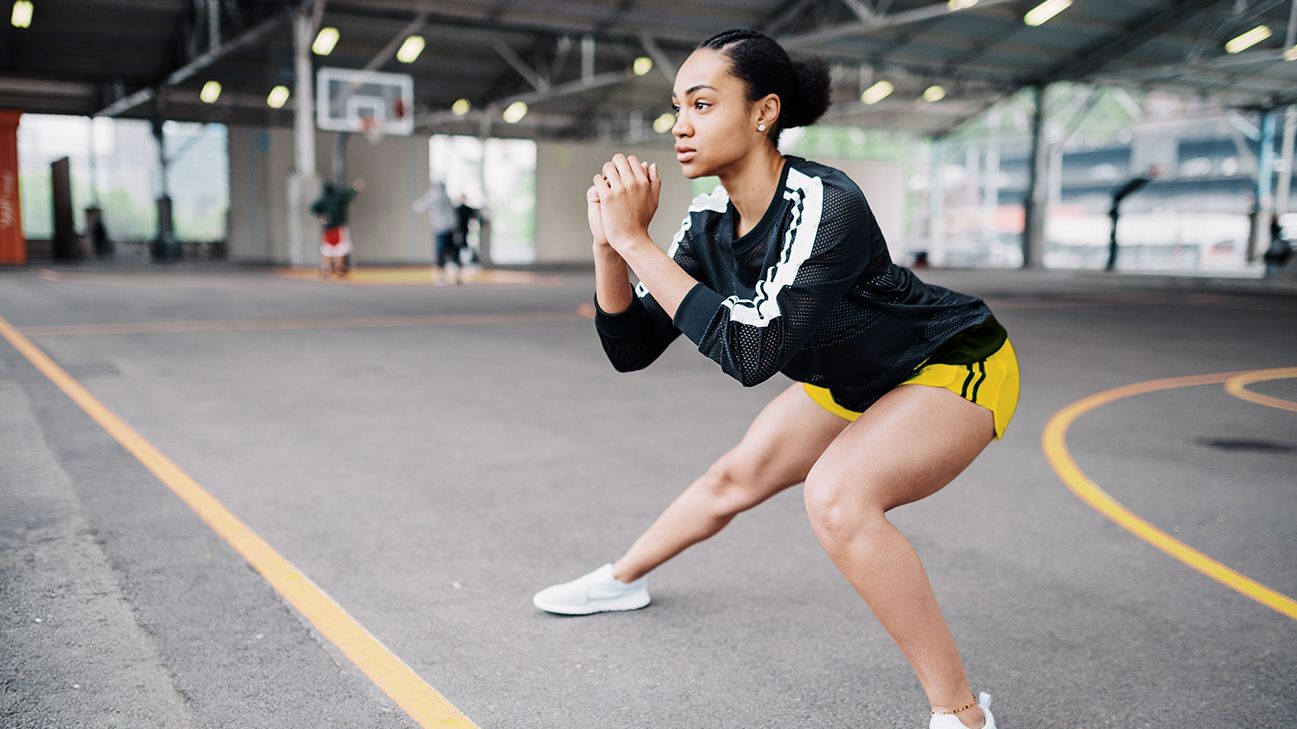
top-left (1, 264), bottom-right (1294, 728)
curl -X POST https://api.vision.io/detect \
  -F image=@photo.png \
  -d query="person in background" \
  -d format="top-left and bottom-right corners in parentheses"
top-left (311, 179), bottom-right (361, 278)
top-left (413, 181), bottom-right (460, 286)
top-left (1106, 168), bottom-right (1156, 272)
top-left (453, 194), bottom-right (484, 270)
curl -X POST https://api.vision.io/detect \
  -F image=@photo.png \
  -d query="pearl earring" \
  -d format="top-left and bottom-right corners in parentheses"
top-left (758, 123), bottom-right (766, 132)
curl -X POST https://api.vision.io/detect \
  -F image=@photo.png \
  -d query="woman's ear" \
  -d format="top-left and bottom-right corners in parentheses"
top-left (756, 93), bottom-right (781, 133)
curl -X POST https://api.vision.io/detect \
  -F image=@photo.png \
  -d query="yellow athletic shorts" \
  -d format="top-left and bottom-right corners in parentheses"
top-left (801, 317), bottom-right (1021, 439)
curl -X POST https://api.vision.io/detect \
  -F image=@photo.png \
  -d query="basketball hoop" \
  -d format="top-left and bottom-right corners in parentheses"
top-left (360, 116), bottom-right (384, 145)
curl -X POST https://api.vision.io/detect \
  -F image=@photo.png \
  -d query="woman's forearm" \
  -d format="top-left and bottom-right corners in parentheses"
top-left (615, 235), bottom-right (697, 320)
top-left (593, 243), bottom-right (634, 314)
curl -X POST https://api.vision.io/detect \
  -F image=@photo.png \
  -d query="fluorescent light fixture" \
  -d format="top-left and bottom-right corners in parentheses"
top-left (312, 27), bottom-right (340, 56)
top-left (396, 35), bottom-right (425, 63)
top-left (948, 0), bottom-right (978, 10)
top-left (199, 81), bottom-right (222, 104)
top-left (652, 112), bottom-right (675, 134)
top-left (1284, 45), bottom-right (1297, 61)
top-left (11, 0), bottom-right (33, 28)
top-left (1023, 0), bottom-right (1071, 27)
top-left (923, 85), bottom-right (946, 102)
top-left (451, 98), bottom-right (472, 116)
top-left (861, 80), bottom-right (894, 105)
top-left (1225, 25), bottom-right (1272, 54)
top-left (633, 56), bottom-right (654, 76)
top-left (502, 101), bottom-right (528, 124)
top-left (266, 85), bottom-right (290, 109)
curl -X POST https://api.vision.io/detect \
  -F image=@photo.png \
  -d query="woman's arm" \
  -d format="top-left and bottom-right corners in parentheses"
top-left (612, 236), bottom-right (699, 321)
top-left (605, 161), bottom-right (875, 388)
top-left (589, 170), bottom-right (634, 313)
top-left (593, 243), bottom-right (634, 314)
top-left (597, 154), bottom-right (700, 320)
top-left (588, 165), bottom-right (687, 372)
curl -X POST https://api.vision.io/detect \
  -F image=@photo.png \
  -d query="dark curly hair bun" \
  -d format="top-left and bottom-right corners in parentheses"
top-left (784, 56), bottom-right (831, 129)
top-left (698, 29), bottom-right (832, 143)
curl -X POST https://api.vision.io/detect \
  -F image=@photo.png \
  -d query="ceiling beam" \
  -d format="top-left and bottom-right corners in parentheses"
top-left (97, 10), bottom-right (287, 117)
top-left (779, 0), bottom-right (1022, 49)
top-left (1038, 0), bottom-right (1220, 84)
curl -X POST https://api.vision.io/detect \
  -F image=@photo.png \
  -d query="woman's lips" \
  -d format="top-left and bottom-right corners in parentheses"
top-left (675, 149), bottom-right (696, 163)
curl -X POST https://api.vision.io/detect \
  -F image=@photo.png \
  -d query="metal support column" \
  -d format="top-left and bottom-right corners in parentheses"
top-left (1021, 84), bottom-right (1049, 269)
top-left (1276, 106), bottom-right (1296, 215)
top-left (150, 107), bottom-right (177, 260)
top-left (286, 8), bottom-right (320, 268)
top-left (1248, 109), bottom-right (1277, 262)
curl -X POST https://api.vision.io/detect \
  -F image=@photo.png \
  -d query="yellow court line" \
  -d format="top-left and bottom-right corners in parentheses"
top-left (0, 313), bottom-right (478, 728)
top-left (1042, 368), bottom-right (1297, 621)
top-left (1224, 370), bottom-right (1297, 413)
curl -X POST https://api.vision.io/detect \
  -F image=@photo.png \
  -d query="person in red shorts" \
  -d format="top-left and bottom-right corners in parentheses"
top-left (311, 180), bottom-right (361, 278)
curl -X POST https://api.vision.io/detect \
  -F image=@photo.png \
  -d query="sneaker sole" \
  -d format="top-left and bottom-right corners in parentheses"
top-left (532, 595), bottom-right (651, 616)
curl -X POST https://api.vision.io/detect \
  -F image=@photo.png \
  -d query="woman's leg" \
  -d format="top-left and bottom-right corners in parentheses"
top-left (802, 384), bottom-right (996, 729)
top-left (612, 383), bottom-right (850, 582)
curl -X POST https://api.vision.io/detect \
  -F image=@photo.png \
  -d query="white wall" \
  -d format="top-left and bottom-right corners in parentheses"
top-left (226, 128), bottom-right (908, 267)
top-left (227, 125), bottom-right (430, 265)
top-left (821, 158), bottom-right (905, 255)
top-left (535, 139), bottom-right (696, 264)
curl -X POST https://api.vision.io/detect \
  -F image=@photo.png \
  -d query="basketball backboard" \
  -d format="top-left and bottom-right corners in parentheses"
top-left (316, 67), bottom-right (413, 137)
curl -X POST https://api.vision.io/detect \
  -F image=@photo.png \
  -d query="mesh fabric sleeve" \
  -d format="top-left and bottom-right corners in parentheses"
top-left (594, 214), bottom-right (702, 372)
top-left (670, 178), bottom-right (875, 387)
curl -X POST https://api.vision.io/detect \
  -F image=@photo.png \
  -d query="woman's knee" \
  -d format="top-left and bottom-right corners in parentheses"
top-left (694, 452), bottom-right (777, 517)
top-left (803, 467), bottom-right (884, 549)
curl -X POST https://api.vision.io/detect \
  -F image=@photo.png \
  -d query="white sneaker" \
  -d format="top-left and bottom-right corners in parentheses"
top-left (532, 563), bottom-right (650, 615)
top-left (929, 692), bottom-right (996, 729)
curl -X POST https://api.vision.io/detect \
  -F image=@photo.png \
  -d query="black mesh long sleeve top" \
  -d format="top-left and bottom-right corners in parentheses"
top-left (594, 155), bottom-right (994, 412)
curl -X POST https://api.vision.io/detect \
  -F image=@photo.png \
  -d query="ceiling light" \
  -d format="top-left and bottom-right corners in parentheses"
top-left (312, 27), bottom-right (340, 56)
top-left (502, 101), bottom-right (528, 124)
top-left (396, 35), bottom-right (425, 64)
top-left (652, 112), bottom-right (675, 134)
top-left (11, 0), bottom-right (33, 28)
top-left (1284, 45), bottom-right (1297, 61)
top-left (451, 98), bottom-right (472, 116)
top-left (861, 80), bottom-right (894, 105)
top-left (199, 81), bottom-right (222, 104)
top-left (948, 0), bottom-right (978, 10)
top-left (266, 85), bottom-right (290, 109)
top-left (1023, 0), bottom-right (1071, 27)
top-left (1225, 25), bottom-right (1272, 54)
top-left (633, 56), bottom-right (653, 76)
top-left (923, 85), bottom-right (946, 102)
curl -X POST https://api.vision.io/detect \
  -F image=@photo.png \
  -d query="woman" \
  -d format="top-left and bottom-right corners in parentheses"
top-left (533, 29), bottom-right (1018, 729)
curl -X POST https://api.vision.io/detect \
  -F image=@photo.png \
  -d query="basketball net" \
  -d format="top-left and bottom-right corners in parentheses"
top-left (360, 116), bottom-right (384, 146)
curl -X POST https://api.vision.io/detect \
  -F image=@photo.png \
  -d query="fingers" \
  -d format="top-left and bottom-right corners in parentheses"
top-left (597, 155), bottom-right (658, 196)
top-left (626, 155), bottom-right (650, 185)
top-left (601, 161), bottom-right (621, 192)
top-left (610, 155), bottom-right (633, 183)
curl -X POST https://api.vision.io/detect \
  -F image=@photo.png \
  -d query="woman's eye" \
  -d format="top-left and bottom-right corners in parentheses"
top-left (695, 101), bottom-right (710, 111)
top-left (670, 104), bottom-right (680, 113)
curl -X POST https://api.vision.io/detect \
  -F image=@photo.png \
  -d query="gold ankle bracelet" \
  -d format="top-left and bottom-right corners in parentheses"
top-left (930, 694), bottom-right (978, 716)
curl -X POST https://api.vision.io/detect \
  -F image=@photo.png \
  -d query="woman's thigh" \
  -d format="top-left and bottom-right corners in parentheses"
top-left (806, 384), bottom-right (996, 515)
top-left (712, 382), bottom-right (853, 501)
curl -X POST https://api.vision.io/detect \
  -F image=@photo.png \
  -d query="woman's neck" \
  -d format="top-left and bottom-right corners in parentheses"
top-left (718, 146), bottom-right (785, 238)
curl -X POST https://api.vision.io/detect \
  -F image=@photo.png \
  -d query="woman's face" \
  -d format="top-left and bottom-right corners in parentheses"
top-left (670, 48), bottom-right (761, 179)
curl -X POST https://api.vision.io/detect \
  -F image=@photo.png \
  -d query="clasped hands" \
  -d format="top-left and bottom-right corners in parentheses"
top-left (587, 153), bottom-right (661, 256)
